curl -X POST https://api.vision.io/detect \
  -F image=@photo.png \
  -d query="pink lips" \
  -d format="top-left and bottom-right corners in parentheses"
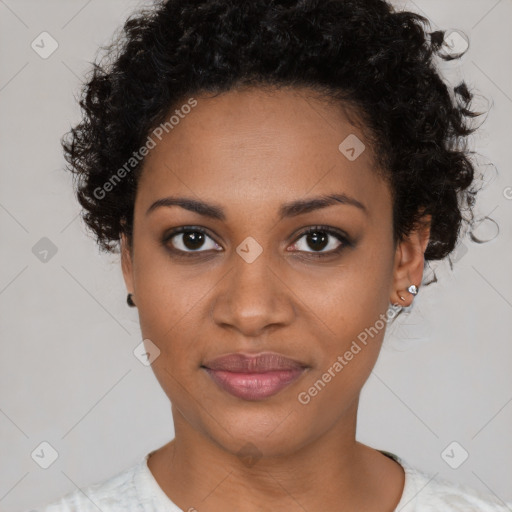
top-left (202, 352), bottom-right (308, 401)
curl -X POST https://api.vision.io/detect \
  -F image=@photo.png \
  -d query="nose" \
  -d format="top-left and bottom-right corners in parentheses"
top-left (210, 248), bottom-right (296, 338)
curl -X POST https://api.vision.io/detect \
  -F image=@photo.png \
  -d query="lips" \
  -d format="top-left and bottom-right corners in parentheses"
top-left (202, 352), bottom-right (308, 401)
top-left (203, 352), bottom-right (306, 372)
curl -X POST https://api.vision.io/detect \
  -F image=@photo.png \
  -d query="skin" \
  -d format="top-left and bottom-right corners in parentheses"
top-left (120, 86), bottom-right (431, 512)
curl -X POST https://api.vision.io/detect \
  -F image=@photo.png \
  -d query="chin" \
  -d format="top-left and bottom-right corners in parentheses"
top-left (197, 404), bottom-right (314, 460)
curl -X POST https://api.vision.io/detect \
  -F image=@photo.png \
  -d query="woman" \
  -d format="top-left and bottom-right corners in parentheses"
top-left (32, 0), bottom-right (510, 510)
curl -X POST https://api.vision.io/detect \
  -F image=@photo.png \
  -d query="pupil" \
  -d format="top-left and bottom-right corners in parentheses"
top-left (307, 231), bottom-right (328, 251)
top-left (183, 231), bottom-right (204, 250)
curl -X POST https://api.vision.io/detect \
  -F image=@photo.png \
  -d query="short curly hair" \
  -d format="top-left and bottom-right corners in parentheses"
top-left (62, 0), bottom-right (485, 263)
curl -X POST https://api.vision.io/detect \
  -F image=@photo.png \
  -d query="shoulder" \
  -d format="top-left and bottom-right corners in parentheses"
top-left (27, 458), bottom-right (144, 512)
top-left (394, 454), bottom-right (512, 511)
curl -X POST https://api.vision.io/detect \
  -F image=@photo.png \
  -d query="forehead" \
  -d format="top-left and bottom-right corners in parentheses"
top-left (136, 87), bottom-right (391, 220)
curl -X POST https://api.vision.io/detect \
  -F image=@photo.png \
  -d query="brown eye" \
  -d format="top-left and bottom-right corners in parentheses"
top-left (179, 231), bottom-right (206, 250)
top-left (164, 227), bottom-right (221, 254)
top-left (289, 226), bottom-right (351, 256)
top-left (303, 231), bottom-right (330, 251)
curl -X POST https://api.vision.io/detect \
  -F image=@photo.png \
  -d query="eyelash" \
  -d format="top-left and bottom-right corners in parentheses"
top-left (162, 225), bottom-right (353, 259)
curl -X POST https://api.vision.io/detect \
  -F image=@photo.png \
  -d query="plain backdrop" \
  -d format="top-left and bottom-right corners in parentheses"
top-left (1, 0), bottom-right (511, 510)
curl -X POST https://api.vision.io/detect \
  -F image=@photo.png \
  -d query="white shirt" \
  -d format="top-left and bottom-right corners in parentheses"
top-left (29, 450), bottom-right (512, 511)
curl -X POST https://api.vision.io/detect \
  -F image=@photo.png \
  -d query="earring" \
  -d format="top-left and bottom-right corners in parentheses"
top-left (398, 284), bottom-right (418, 302)
top-left (127, 293), bottom-right (136, 307)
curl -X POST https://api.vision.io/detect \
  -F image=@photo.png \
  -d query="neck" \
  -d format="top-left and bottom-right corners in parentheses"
top-left (147, 398), bottom-right (404, 512)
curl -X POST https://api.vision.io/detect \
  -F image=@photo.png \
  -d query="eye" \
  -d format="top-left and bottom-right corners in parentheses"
top-left (163, 226), bottom-right (222, 256)
top-left (289, 226), bottom-right (351, 256)
top-left (162, 225), bottom-right (352, 259)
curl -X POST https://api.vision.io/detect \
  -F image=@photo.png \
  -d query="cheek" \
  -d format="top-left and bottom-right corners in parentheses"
top-left (130, 243), bottom-right (209, 376)
top-left (294, 287), bottom-right (390, 430)
top-left (304, 243), bottom-right (394, 339)
top-left (303, 283), bottom-right (388, 386)
top-left (132, 233), bottom-right (206, 330)
top-left (295, 239), bottom-right (395, 391)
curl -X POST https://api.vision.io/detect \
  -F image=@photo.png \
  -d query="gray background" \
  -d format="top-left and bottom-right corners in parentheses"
top-left (1, 0), bottom-right (511, 510)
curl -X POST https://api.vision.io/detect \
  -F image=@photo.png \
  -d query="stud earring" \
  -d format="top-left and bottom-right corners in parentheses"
top-left (398, 284), bottom-right (418, 302)
top-left (127, 293), bottom-right (136, 307)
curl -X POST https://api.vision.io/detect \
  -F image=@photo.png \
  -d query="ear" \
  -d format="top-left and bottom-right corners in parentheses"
top-left (390, 214), bottom-right (431, 307)
top-left (120, 231), bottom-right (135, 298)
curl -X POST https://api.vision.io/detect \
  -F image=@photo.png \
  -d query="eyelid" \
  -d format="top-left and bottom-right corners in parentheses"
top-left (162, 224), bottom-right (353, 258)
top-left (289, 225), bottom-right (353, 253)
top-left (162, 226), bottom-right (222, 257)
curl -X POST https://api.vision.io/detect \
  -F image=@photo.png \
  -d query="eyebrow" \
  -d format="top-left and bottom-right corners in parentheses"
top-left (146, 193), bottom-right (367, 220)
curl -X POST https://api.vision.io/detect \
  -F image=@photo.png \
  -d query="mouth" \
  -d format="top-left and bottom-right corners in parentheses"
top-left (201, 352), bottom-right (309, 401)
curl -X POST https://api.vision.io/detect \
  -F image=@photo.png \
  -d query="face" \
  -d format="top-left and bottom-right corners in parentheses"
top-left (121, 86), bottom-right (429, 458)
